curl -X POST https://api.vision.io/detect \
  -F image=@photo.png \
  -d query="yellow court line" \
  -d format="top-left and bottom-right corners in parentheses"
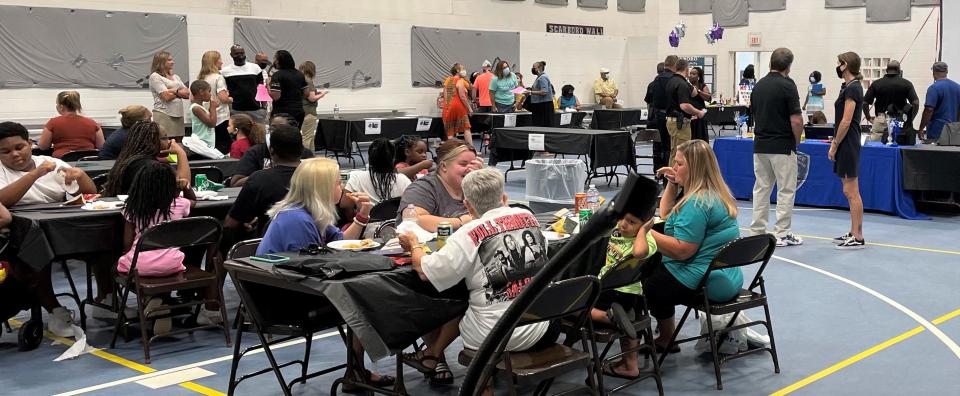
top-left (770, 308), bottom-right (960, 396)
top-left (738, 228), bottom-right (960, 255)
top-left (8, 319), bottom-right (225, 396)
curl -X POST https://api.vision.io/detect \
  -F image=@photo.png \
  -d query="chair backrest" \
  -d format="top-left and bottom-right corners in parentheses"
top-left (61, 149), bottom-right (100, 163)
top-left (508, 202), bottom-right (533, 213)
top-left (227, 238), bottom-right (262, 260)
top-left (518, 275), bottom-right (601, 327)
top-left (599, 255), bottom-right (646, 291)
top-left (135, 217), bottom-right (223, 253)
top-left (191, 166), bottom-right (225, 183)
top-left (375, 219), bottom-right (398, 240)
top-left (703, 234), bottom-right (777, 291)
top-left (77, 155), bottom-right (100, 163)
top-left (369, 196), bottom-right (401, 223)
top-left (91, 174), bottom-right (108, 192)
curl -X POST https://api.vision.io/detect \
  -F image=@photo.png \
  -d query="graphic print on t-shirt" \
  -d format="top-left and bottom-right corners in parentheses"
top-left (467, 212), bottom-right (547, 305)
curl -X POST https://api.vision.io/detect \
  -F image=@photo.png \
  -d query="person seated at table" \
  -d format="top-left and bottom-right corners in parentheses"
top-left (398, 168), bottom-right (555, 387)
top-left (345, 138), bottom-right (411, 205)
top-left (228, 113), bottom-right (314, 187)
top-left (396, 139), bottom-right (483, 233)
top-left (38, 91), bottom-right (105, 158)
top-left (99, 105), bottom-right (152, 160)
top-left (559, 84), bottom-right (581, 111)
top-left (592, 211), bottom-right (657, 379)
top-left (102, 121), bottom-right (191, 197)
top-left (644, 140), bottom-right (743, 352)
top-left (809, 110), bottom-right (828, 126)
top-left (393, 135), bottom-right (433, 181)
top-left (227, 114), bottom-right (265, 159)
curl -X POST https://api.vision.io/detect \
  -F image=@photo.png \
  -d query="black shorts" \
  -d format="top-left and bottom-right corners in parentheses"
top-left (642, 259), bottom-right (697, 320)
top-left (833, 138), bottom-right (861, 178)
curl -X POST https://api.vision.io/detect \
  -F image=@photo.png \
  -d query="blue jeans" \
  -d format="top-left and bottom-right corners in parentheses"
top-left (495, 103), bottom-right (514, 113)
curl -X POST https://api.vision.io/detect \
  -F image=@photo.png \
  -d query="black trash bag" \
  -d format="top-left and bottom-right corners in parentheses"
top-left (275, 250), bottom-right (394, 280)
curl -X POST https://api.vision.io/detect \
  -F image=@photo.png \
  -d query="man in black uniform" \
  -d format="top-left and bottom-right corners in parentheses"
top-left (650, 56), bottom-right (679, 170)
top-left (863, 60), bottom-right (919, 143)
top-left (664, 59), bottom-right (706, 166)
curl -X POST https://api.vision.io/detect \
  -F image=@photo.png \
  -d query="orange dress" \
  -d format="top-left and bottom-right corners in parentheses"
top-left (442, 76), bottom-right (472, 137)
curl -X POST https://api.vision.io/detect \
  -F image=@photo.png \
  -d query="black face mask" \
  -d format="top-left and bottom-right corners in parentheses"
top-left (531, 67), bottom-right (539, 76)
top-left (258, 61), bottom-right (270, 70)
top-left (231, 55), bottom-right (245, 66)
top-left (836, 65), bottom-right (845, 79)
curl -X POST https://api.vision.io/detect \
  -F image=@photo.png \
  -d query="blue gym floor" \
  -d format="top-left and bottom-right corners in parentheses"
top-left (3, 142), bottom-right (959, 395)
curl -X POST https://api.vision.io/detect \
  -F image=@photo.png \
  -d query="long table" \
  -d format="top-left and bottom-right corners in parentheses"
top-left (490, 126), bottom-right (636, 184)
top-left (900, 145), bottom-right (960, 192)
top-left (317, 114), bottom-right (444, 159)
top-left (469, 111), bottom-right (587, 133)
top-left (713, 137), bottom-right (927, 220)
top-left (588, 108), bottom-right (645, 130)
top-left (73, 158), bottom-right (240, 179)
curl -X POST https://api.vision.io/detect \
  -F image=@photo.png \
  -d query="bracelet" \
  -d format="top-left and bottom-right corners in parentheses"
top-left (412, 245), bottom-right (424, 251)
top-left (353, 218), bottom-right (368, 227)
top-left (354, 213), bottom-right (370, 224)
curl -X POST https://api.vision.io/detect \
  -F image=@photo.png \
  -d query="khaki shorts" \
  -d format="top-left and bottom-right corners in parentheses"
top-left (665, 117), bottom-right (692, 165)
top-left (153, 111), bottom-right (185, 137)
top-left (868, 114), bottom-right (888, 142)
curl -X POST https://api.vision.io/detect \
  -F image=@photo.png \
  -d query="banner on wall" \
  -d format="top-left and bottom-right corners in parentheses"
top-left (546, 23), bottom-right (605, 35)
top-left (410, 26), bottom-right (520, 88)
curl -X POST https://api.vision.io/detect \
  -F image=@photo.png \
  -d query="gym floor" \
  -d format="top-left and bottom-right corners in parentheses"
top-left (2, 143), bottom-right (959, 395)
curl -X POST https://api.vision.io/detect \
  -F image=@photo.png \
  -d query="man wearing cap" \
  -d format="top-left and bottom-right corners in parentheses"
top-left (221, 45), bottom-right (267, 123)
top-left (863, 60), bottom-right (919, 142)
top-left (919, 62), bottom-right (960, 142)
top-left (594, 68), bottom-right (622, 108)
top-left (473, 60), bottom-right (495, 113)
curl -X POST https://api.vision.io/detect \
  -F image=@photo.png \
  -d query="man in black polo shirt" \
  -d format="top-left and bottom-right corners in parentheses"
top-left (228, 114), bottom-right (314, 187)
top-left (749, 48), bottom-right (804, 247)
top-left (222, 45), bottom-right (267, 123)
top-left (863, 60), bottom-right (919, 142)
top-left (650, 56), bottom-right (678, 170)
top-left (664, 58), bottom-right (706, 166)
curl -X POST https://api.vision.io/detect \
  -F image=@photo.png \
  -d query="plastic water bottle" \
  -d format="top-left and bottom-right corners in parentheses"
top-left (333, 104), bottom-right (341, 120)
top-left (401, 204), bottom-right (418, 224)
top-left (586, 184), bottom-right (600, 212)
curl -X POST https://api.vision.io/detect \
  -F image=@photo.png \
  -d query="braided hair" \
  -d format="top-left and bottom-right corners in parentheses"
top-left (122, 160), bottom-right (178, 232)
top-left (367, 138), bottom-right (398, 201)
top-left (393, 135), bottom-right (423, 166)
top-left (103, 121), bottom-right (162, 197)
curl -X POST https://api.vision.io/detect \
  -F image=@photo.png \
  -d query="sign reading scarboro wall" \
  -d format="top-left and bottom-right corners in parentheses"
top-left (546, 23), bottom-right (604, 35)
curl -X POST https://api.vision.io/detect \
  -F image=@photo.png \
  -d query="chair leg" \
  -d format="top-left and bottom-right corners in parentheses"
top-left (216, 287), bottom-right (232, 347)
top-left (300, 333), bottom-right (313, 384)
top-left (227, 309), bottom-right (244, 396)
top-left (658, 307), bottom-right (693, 367)
top-left (137, 294), bottom-right (152, 364)
top-left (644, 326), bottom-right (665, 396)
top-left (704, 309), bottom-right (723, 390)
top-left (257, 326), bottom-right (293, 396)
top-left (58, 261), bottom-right (85, 329)
top-left (110, 284), bottom-right (133, 349)
top-left (764, 304), bottom-right (781, 373)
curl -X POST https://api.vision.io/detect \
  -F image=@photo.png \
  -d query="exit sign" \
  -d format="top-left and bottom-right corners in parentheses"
top-left (749, 33), bottom-right (762, 47)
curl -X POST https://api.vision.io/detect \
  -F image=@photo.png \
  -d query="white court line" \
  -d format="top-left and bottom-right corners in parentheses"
top-left (773, 255), bottom-right (960, 360)
top-left (736, 205), bottom-right (836, 212)
top-left (54, 330), bottom-right (340, 396)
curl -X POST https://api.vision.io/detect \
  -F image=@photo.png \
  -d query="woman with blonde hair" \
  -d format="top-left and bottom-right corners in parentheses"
top-left (99, 105), bottom-right (152, 160)
top-left (397, 139), bottom-right (484, 232)
top-left (644, 139), bottom-right (743, 352)
top-left (298, 61), bottom-right (326, 150)
top-left (830, 51), bottom-right (866, 249)
top-left (149, 51), bottom-right (189, 139)
top-left (38, 91), bottom-right (104, 158)
top-left (197, 50), bottom-right (233, 154)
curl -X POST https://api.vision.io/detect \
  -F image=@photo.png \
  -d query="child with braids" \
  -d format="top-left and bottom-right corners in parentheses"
top-left (345, 138), bottom-right (411, 205)
top-left (102, 121), bottom-right (191, 197)
top-left (393, 135), bottom-right (434, 181)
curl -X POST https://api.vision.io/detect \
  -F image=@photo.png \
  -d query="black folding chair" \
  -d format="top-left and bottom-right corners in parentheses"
top-left (459, 275), bottom-right (604, 396)
top-left (508, 202), bottom-right (534, 213)
top-left (108, 217), bottom-right (230, 364)
top-left (369, 197), bottom-right (401, 223)
top-left (91, 174), bottom-right (108, 193)
top-left (61, 149), bottom-right (100, 163)
top-left (191, 166), bottom-right (225, 183)
top-left (658, 234), bottom-right (780, 390)
top-left (374, 219), bottom-right (398, 241)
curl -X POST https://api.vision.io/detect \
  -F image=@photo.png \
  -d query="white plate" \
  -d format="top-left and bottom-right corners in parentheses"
top-left (327, 239), bottom-right (382, 251)
top-left (542, 231), bottom-right (570, 241)
top-left (81, 201), bottom-right (124, 211)
top-left (117, 195), bottom-right (129, 201)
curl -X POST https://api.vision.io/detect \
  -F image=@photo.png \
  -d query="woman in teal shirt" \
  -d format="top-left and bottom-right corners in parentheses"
top-left (489, 61), bottom-right (518, 113)
top-left (646, 139), bottom-right (742, 351)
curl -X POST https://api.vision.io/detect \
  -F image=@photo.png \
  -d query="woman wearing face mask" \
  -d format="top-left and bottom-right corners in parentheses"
top-left (803, 71), bottom-right (827, 124)
top-left (441, 63), bottom-right (474, 147)
top-left (830, 52), bottom-right (866, 250)
top-left (526, 61), bottom-right (555, 127)
top-left (688, 66), bottom-right (712, 142)
top-left (489, 61), bottom-right (519, 114)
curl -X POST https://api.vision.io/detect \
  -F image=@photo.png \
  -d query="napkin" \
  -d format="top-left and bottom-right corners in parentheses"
top-left (397, 220), bottom-right (437, 242)
top-left (511, 86), bottom-right (526, 94)
top-left (194, 190), bottom-right (228, 201)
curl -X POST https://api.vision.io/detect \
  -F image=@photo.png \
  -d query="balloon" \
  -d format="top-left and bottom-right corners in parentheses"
top-left (669, 30), bottom-right (680, 48)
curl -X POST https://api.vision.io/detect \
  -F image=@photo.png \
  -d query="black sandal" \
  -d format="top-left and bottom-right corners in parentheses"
top-left (429, 361), bottom-right (454, 385)
top-left (401, 350), bottom-right (440, 374)
top-left (341, 369), bottom-right (396, 393)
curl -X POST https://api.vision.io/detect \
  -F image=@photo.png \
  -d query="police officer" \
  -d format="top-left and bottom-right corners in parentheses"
top-left (664, 58), bottom-right (707, 166)
top-left (650, 56), bottom-right (679, 170)
top-left (863, 60), bottom-right (919, 142)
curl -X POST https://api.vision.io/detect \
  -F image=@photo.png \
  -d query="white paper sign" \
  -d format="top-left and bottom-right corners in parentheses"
top-left (503, 114), bottom-right (517, 128)
top-left (365, 118), bottom-right (382, 135)
top-left (528, 133), bottom-right (545, 151)
top-left (416, 117), bottom-right (433, 132)
top-left (560, 112), bottom-right (572, 126)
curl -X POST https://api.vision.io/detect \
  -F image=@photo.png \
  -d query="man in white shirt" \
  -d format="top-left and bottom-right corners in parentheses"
top-left (399, 168), bottom-right (557, 386)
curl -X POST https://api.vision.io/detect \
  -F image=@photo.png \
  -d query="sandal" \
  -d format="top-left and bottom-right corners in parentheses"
top-left (429, 361), bottom-right (454, 385)
top-left (401, 350), bottom-right (440, 374)
top-left (601, 363), bottom-right (641, 380)
top-left (341, 369), bottom-right (396, 393)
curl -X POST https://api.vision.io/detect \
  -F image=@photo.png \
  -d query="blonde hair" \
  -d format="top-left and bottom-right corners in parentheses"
top-left (150, 51), bottom-right (173, 76)
top-left (118, 105), bottom-right (151, 128)
top-left (299, 61), bottom-right (317, 80)
top-left (197, 50), bottom-right (221, 80)
top-left (56, 91), bottom-right (82, 112)
top-left (668, 140), bottom-right (738, 219)
top-left (268, 158), bottom-right (340, 230)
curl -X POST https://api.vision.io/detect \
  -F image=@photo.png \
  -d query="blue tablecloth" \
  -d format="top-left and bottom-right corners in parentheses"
top-left (713, 137), bottom-right (928, 220)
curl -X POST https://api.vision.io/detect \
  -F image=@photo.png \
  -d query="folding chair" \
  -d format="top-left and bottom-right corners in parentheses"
top-left (91, 174), bottom-right (108, 192)
top-left (374, 220), bottom-right (398, 241)
top-left (632, 128), bottom-right (660, 177)
top-left (658, 234), bottom-right (780, 390)
top-left (369, 197), bottom-right (401, 223)
top-left (191, 166), bottom-right (225, 183)
top-left (459, 275), bottom-right (604, 396)
top-left (109, 217), bottom-right (230, 364)
top-left (61, 149), bottom-right (100, 163)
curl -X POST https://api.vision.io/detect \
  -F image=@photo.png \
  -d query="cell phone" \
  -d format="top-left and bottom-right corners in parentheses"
top-left (249, 254), bottom-right (290, 263)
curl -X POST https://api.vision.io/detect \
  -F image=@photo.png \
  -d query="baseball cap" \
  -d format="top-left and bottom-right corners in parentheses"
top-left (932, 62), bottom-right (948, 73)
top-left (600, 67), bottom-right (610, 74)
top-left (482, 60), bottom-right (492, 68)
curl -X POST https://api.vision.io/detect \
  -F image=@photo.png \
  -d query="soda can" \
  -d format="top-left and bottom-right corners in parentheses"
top-left (437, 221), bottom-right (453, 249)
top-left (575, 193), bottom-right (587, 212)
top-left (194, 174), bottom-right (208, 191)
top-left (579, 209), bottom-right (592, 227)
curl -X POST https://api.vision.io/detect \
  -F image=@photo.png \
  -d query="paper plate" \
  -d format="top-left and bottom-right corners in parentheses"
top-left (542, 231), bottom-right (571, 241)
top-left (81, 201), bottom-right (124, 211)
top-left (327, 239), bottom-right (382, 251)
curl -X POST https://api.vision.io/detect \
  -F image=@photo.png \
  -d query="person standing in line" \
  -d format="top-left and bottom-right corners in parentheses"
top-left (803, 71), bottom-right (827, 123)
top-left (664, 59), bottom-right (706, 166)
top-left (222, 45), bottom-right (266, 124)
top-left (442, 63), bottom-right (474, 147)
top-left (527, 61), bottom-right (555, 127)
top-left (148, 51), bottom-right (189, 140)
top-left (863, 61), bottom-right (918, 142)
top-left (652, 56), bottom-right (678, 171)
top-left (749, 48), bottom-right (804, 248)
top-left (688, 66), bottom-right (712, 142)
top-left (267, 50), bottom-right (308, 128)
top-left (918, 62), bottom-right (960, 143)
top-left (594, 68), bottom-right (622, 109)
top-left (298, 61), bottom-right (326, 151)
top-left (489, 61), bottom-right (518, 114)
top-left (197, 50), bottom-right (234, 154)
top-left (473, 60), bottom-right (495, 113)
top-left (830, 52), bottom-right (866, 250)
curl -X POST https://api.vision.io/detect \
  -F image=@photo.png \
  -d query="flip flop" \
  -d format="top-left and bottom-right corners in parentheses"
top-left (341, 369), bottom-right (396, 393)
top-left (601, 363), bottom-right (641, 380)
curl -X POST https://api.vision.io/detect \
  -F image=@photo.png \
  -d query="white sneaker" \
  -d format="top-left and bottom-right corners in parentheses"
top-left (91, 295), bottom-right (138, 320)
top-left (196, 307), bottom-right (223, 326)
top-left (145, 298), bottom-right (172, 335)
top-left (835, 237), bottom-right (866, 250)
top-left (48, 307), bottom-right (76, 338)
top-left (776, 233), bottom-right (804, 247)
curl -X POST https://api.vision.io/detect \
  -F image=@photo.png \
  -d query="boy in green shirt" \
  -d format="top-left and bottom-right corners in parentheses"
top-left (591, 212), bottom-right (657, 379)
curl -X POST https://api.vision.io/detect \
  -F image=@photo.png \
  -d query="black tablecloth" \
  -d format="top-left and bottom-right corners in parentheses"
top-left (703, 105), bottom-right (750, 126)
top-left (469, 112), bottom-right (534, 133)
top-left (901, 145), bottom-right (960, 192)
top-left (74, 158), bottom-right (240, 178)
top-left (490, 127), bottom-right (636, 171)
top-left (317, 115), bottom-right (443, 152)
top-left (589, 108), bottom-right (645, 130)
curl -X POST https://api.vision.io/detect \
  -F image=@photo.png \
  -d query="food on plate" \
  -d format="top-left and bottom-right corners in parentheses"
top-left (64, 193), bottom-right (101, 206)
top-left (341, 239), bottom-right (377, 249)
